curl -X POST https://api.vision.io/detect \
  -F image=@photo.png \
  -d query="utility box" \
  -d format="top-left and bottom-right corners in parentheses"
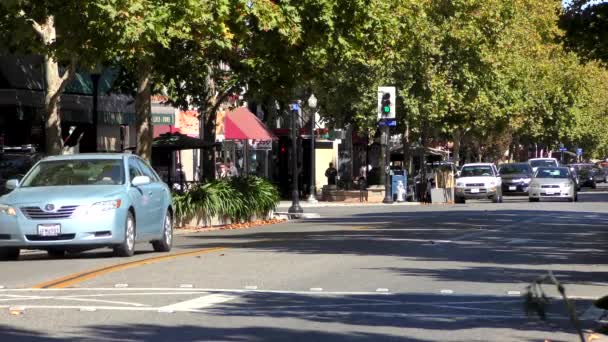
top-left (391, 170), bottom-right (407, 202)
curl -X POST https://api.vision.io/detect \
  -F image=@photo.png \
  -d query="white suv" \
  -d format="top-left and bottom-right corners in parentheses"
top-left (455, 163), bottom-right (503, 204)
top-left (529, 158), bottom-right (559, 172)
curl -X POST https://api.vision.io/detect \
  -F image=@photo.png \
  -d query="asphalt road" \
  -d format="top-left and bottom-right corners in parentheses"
top-left (2, 187), bottom-right (608, 341)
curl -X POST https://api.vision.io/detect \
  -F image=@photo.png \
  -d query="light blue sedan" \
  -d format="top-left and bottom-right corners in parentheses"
top-left (0, 153), bottom-right (173, 259)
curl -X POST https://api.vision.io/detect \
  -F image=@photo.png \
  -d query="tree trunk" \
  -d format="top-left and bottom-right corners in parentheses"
top-left (135, 61), bottom-right (153, 160)
top-left (402, 120), bottom-right (411, 175)
top-left (452, 128), bottom-right (462, 166)
top-left (44, 55), bottom-right (63, 156)
top-left (200, 71), bottom-right (218, 182)
top-left (35, 16), bottom-right (76, 156)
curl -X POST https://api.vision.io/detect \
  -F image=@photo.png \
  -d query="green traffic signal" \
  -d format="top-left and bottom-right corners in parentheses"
top-left (381, 92), bottom-right (391, 115)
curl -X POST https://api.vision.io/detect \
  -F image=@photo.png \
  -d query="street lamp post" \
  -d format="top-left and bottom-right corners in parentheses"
top-left (90, 68), bottom-right (102, 153)
top-left (288, 101), bottom-right (303, 214)
top-left (307, 94), bottom-right (318, 204)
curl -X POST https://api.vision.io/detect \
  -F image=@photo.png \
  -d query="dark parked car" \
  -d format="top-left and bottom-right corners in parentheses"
top-left (570, 163), bottom-right (603, 189)
top-left (0, 147), bottom-right (42, 194)
top-left (498, 163), bottom-right (533, 195)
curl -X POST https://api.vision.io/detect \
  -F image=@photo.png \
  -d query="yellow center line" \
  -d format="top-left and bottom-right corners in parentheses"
top-left (32, 247), bottom-right (228, 289)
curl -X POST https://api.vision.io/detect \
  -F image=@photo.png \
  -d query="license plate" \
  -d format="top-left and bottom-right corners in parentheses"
top-left (545, 190), bottom-right (556, 195)
top-left (38, 224), bottom-right (61, 237)
top-left (470, 188), bottom-right (480, 193)
top-left (509, 186), bottom-right (517, 191)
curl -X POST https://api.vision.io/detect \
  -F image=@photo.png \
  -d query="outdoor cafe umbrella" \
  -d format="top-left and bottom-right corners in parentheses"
top-left (152, 132), bottom-right (218, 150)
top-left (152, 132), bottom-right (218, 188)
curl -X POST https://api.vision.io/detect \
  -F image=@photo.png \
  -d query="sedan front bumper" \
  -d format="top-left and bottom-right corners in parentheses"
top-left (528, 187), bottom-right (574, 199)
top-left (0, 208), bottom-right (127, 249)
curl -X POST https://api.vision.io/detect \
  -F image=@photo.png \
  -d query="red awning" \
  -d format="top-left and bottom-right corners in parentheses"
top-left (225, 107), bottom-right (277, 140)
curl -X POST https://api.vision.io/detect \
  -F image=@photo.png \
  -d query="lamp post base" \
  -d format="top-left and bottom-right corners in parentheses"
top-left (383, 196), bottom-right (394, 204)
top-left (288, 204), bottom-right (304, 214)
top-left (306, 195), bottom-right (318, 204)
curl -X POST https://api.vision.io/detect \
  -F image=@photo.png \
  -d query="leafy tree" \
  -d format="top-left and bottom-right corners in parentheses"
top-left (0, 1), bottom-right (105, 155)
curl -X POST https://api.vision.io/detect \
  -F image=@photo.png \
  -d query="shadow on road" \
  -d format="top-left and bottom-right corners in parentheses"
top-left (0, 292), bottom-right (589, 341)
top-left (179, 209), bottom-right (608, 288)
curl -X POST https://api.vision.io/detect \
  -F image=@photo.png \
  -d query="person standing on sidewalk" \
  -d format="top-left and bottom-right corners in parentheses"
top-left (325, 162), bottom-right (338, 186)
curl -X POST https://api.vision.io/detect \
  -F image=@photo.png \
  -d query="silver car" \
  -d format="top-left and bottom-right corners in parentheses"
top-left (0, 154), bottom-right (173, 260)
top-left (528, 167), bottom-right (578, 202)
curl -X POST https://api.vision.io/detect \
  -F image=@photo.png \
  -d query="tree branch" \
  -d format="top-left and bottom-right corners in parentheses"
top-left (18, 10), bottom-right (45, 40)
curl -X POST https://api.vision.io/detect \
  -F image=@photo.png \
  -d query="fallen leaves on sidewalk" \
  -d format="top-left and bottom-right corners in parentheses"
top-left (177, 218), bottom-right (287, 233)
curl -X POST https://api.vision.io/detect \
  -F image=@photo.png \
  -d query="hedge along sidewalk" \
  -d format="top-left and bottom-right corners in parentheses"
top-left (172, 176), bottom-right (281, 228)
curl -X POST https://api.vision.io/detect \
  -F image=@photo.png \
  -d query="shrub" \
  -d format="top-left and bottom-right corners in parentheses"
top-left (172, 176), bottom-right (280, 223)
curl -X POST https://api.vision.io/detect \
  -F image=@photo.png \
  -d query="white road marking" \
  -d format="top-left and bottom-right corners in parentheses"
top-left (157, 294), bottom-right (235, 312)
top-left (245, 286), bottom-right (258, 290)
top-left (440, 289), bottom-right (454, 294)
top-left (310, 288), bottom-right (323, 292)
top-left (179, 284), bottom-right (194, 288)
top-left (3, 288), bottom-right (390, 295)
top-left (507, 291), bottom-right (521, 296)
top-left (114, 283), bottom-right (129, 288)
top-left (0, 294), bottom-right (146, 307)
top-left (376, 288), bottom-right (389, 292)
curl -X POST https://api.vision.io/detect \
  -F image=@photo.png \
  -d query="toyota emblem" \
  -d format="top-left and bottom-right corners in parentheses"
top-left (44, 204), bottom-right (56, 212)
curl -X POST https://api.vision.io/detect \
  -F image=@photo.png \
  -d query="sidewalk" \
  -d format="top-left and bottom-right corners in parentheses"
top-left (277, 200), bottom-right (422, 209)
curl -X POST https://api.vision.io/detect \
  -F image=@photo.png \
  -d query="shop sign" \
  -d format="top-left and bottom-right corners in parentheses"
top-left (252, 140), bottom-right (272, 150)
top-left (152, 113), bottom-right (175, 125)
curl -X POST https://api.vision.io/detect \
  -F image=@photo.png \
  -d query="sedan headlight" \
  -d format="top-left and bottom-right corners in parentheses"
top-left (90, 199), bottom-right (122, 212)
top-left (456, 182), bottom-right (464, 187)
top-left (561, 182), bottom-right (572, 188)
top-left (530, 182), bottom-right (540, 188)
top-left (522, 178), bottom-right (531, 184)
top-left (0, 204), bottom-right (16, 216)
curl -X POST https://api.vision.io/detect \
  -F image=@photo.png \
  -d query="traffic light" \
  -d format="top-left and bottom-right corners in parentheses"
top-left (381, 93), bottom-right (391, 117)
top-left (377, 86), bottom-right (396, 120)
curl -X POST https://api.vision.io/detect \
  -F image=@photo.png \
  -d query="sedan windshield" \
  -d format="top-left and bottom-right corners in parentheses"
top-left (534, 167), bottom-right (570, 179)
top-left (499, 164), bottom-right (531, 175)
top-left (530, 160), bottom-right (557, 168)
top-left (21, 159), bottom-right (125, 187)
top-left (460, 166), bottom-right (494, 177)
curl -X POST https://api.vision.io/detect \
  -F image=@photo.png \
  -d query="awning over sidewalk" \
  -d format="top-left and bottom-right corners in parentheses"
top-left (225, 107), bottom-right (277, 141)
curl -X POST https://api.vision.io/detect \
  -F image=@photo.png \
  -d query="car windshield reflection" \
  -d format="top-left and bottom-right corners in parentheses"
top-left (20, 159), bottom-right (125, 187)
top-left (534, 167), bottom-right (570, 179)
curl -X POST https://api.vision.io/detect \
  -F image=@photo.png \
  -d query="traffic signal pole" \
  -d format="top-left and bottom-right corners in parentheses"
top-left (382, 125), bottom-right (393, 204)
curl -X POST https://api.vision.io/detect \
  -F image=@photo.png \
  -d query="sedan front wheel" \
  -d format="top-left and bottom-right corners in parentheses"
top-left (114, 211), bottom-right (136, 257)
top-left (152, 210), bottom-right (173, 253)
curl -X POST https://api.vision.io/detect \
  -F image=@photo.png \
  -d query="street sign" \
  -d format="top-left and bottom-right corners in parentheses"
top-left (577, 148), bottom-right (583, 156)
top-left (559, 147), bottom-right (567, 152)
top-left (290, 103), bottom-right (300, 111)
top-left (377, 86), bottom-right (396, 120)
top-left (378, 119), bottom-right (396, 127)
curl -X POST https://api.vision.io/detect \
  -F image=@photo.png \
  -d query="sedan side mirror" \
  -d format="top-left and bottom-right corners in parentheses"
top-left (131, 175), bottom-right (151, 187)
top-left (5, 179), bottom-right (19, 190)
